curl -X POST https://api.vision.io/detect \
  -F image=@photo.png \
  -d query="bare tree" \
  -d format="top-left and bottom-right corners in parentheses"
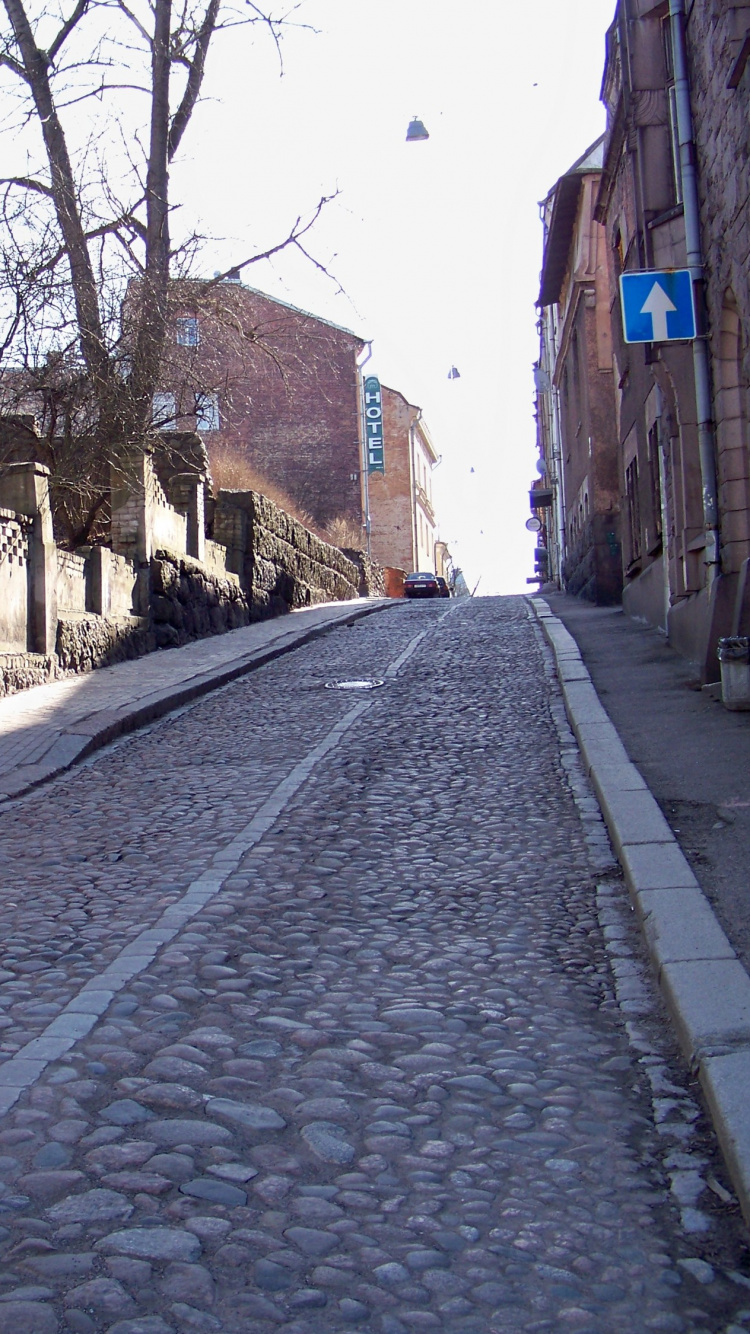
top-left (0, 0), bottom-right (331, 542)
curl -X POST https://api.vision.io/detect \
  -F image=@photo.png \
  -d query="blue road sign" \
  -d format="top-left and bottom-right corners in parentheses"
top-left (619, 269), bottom-right (696, 344)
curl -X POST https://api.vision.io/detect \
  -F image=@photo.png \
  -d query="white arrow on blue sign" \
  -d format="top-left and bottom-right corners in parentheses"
top-left (619, 269), bottom-right (696, 344)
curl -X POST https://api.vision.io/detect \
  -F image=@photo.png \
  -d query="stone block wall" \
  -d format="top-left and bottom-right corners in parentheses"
top-left (56, 614), bottom-right (153, 674)
top-left (0, 652), bottom-right (56, 698)
top-left (149, 550), bottom-right (249, 649)
top-left (340, 548), bottom-right (386, 597)
top-left (214, 489), bottom-right (359, 619)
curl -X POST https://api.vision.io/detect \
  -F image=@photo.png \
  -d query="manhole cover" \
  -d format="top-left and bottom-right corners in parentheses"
top-left (324, 679), bottom-right (385, 691)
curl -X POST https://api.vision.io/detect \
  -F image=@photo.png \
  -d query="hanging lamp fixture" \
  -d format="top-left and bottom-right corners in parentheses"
top-left (406, 116), bottom-right (430, 142)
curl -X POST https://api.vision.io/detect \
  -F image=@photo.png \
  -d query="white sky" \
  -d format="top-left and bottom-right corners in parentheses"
top-left (173, 2), bottom-right (615, 592)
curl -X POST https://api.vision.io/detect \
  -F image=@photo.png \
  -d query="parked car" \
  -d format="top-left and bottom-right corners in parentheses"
top-left (435, 577), bottom-right (451, 598)
top-left (404, 571), bottom-right (440, 598)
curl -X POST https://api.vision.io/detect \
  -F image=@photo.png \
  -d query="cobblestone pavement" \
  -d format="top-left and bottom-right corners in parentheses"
top-left (0, 595), bottom-right (749, 1334)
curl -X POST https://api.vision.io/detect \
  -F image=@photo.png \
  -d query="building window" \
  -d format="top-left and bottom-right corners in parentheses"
top-left (625, 457), bottom-right (642, 564)
top-left (152, 391), bottom-right (176, 430)
top-left (195, 392), bottom-right (219, 432)
top-left (176, 317), bottom-right (199, 347)
top-left (647, 422), bottom-right (663, 548)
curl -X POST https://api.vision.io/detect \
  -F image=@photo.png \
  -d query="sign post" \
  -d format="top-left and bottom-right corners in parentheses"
top-left (364, 376), bottom-right (385, 473)
top-left (619, 269), bottom-right (696, 344)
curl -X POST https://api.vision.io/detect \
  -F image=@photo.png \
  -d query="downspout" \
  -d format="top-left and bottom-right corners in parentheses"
top-left (356, 342), bottom-right (373, 559)
top-left (669, 0), bottom-right (720, 580)
top-left (408, 416), bottom-right (418, 572)
top-left (551, 383), bottom-right (567, 587)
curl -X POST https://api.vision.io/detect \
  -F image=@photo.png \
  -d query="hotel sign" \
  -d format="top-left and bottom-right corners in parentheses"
top-left (364, 376), bottom-right (385, 474)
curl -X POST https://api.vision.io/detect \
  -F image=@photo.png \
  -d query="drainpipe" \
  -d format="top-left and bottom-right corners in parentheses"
top-left (669, 0), bottom-right (720, 580)
top-left (356, 342), bottom-right (373, 558)
top-left (551, 383), bottom-right (567, 588)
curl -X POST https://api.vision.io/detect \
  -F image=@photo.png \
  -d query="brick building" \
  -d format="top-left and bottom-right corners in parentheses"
top-left (156, 279), bottom-right (449, 582)
top-left (368, 386), bottom-right (439, 576)
top-left (156, 280), bottom-right (365, 534)
top-left (536, 136), bottom-right (622, 605)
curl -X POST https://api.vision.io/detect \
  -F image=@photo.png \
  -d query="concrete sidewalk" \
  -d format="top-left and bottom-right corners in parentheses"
top-left (0, 598), bottom-right (392, 802)
top-left (542, 590), bottom-right (750, 974)
top-left (532, 592), bottom-right (750, 1227)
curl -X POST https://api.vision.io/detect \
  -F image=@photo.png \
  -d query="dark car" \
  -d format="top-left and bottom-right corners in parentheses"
top-left (435, 576), bottom-right (451, 598)
top-left (404, 571), bottom-right (440, 598)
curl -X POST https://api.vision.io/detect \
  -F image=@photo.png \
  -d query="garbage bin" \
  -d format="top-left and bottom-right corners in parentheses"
top-left (718, 636), bottom-right (750, 711)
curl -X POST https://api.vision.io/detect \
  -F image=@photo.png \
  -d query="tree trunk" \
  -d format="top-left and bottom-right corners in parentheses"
top-left (1, 0), bottom-right (110, 393)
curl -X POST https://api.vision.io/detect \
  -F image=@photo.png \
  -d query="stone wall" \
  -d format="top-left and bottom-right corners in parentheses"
top-left (150, 550), bottom-right (249, 649)
top-left (214, 489), bottom-right (360, 618)
top-left (341, 548), bottom-right (386, 597)
top-left (56, 614), bottom-right (153, 674)
top-left (0, 652), bottom-right (56, 698)
top-left (0, 446), bottom-right (369, 697)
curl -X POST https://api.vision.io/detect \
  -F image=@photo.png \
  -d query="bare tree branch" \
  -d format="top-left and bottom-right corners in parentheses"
top-left (46, 0), bottom-right (90, 65)
top-left (0, 174), bottom-right (52, 195)
top-left (168, 0), bottom-right (220, 161)
top-left (206, 191), bottom-right (340, 288)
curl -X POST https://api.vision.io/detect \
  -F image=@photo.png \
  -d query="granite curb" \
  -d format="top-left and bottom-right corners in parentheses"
top-left (0, 598), bottom-right (393, 803)
top-left (530, 595), bottom-right (750, 1226)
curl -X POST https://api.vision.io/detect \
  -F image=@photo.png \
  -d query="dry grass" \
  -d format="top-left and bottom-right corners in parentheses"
top-left (209, 443), bottom-right (363, 552)
top-left (322, 515), bottom-right (364, 549)
top-left (209, 444), bottom-right (318, 532)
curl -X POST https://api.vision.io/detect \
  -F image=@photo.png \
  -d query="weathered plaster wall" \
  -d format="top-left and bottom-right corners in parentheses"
top-left (0, 508), bottom-right (31, 651)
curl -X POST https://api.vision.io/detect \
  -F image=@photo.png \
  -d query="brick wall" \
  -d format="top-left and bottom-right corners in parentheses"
top-left (368, 389), bottom-right (417, 573)
top-left (160, 283), bottom-right (365, 531)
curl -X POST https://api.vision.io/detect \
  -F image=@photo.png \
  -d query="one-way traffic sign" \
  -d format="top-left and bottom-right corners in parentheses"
top-left (619, 269), bottom-right (696, 344)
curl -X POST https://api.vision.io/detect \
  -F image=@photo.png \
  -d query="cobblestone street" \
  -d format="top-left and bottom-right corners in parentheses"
top-left (0, 596), bottom-right (749, 1334)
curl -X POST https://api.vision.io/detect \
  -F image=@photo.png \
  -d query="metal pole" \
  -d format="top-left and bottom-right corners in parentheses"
top-left (669, 0), bottom-right (720, 578)
top-left (356, 342), bottom-right (373, 559)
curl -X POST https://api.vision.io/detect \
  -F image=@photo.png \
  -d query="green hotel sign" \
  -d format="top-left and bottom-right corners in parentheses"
top-left (364, 376), bottom-right (384, 474)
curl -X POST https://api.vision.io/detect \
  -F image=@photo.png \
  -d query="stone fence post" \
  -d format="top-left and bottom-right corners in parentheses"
top-left (0, 462), bottom-right (58, 654)
top-left (169, 473), bottom-right (206, 563)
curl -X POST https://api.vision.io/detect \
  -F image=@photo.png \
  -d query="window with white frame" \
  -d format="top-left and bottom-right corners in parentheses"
top-left (195, 392), bottom-right (219, 432)
top-left (152, 391), bottom-right (177, 429)
top-left (176, 316), bottom-right (199, 347)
